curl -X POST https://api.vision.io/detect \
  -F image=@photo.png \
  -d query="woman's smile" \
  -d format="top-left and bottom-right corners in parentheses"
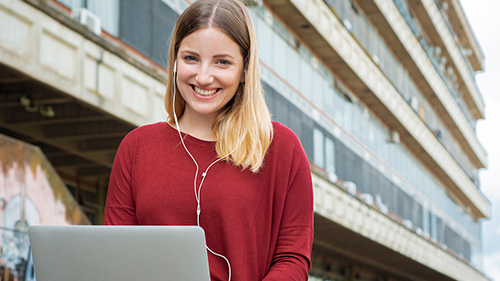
top-left (191, 85), bottom-right (219, 97)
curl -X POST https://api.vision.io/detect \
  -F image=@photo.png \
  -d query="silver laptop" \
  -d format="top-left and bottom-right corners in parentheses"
top-left (28, 225), bottom-right (211, 281)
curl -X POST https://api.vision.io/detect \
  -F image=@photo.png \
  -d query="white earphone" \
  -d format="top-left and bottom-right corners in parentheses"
top-left (172, 59), bottom-right (239, 281)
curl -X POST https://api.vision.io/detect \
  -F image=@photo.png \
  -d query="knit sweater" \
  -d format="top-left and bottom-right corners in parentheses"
top-left (104, 121), bottom-right (314, 281)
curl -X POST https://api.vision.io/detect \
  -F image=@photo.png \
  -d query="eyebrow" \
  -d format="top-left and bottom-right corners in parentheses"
top-left (213, 54), bottom-right (235, 60)
top-left (179, 50), bottom-right (199, 56)
top-left (179, 50), bottom-right (236, 60)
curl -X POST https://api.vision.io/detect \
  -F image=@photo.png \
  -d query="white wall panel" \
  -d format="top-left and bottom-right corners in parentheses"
top-left (122, 75), bottom-right (148, 116)
top-left (0, 7), bottom-right (32, 58)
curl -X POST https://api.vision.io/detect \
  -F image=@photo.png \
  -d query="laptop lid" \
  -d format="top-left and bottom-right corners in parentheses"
top-left (28, 225), bottom-right (211, 281)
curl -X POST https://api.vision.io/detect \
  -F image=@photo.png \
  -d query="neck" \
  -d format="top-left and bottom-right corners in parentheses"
top-left (177, 109), bottom-right (217, 141)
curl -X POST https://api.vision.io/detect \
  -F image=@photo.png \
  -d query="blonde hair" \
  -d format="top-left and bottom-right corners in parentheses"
top-left (164, 0), bottom-right (273, 173)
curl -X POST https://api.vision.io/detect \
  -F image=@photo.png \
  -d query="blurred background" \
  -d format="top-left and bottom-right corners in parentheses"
top-left (461, 0), bottom-right (500, 280)
top-left (0, 0), bottom-right (497, 280)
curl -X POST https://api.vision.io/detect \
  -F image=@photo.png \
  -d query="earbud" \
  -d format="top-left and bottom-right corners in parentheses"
top-left (173, 60), bottom-right (177, 74)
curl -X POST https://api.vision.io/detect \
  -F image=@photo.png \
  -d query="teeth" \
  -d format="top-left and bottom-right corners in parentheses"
top-left (194, 86), bottom-right (217, 96)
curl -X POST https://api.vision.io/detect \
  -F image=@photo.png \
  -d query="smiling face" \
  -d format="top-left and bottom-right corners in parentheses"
top-left (176, 27), bottom-right (245, 124)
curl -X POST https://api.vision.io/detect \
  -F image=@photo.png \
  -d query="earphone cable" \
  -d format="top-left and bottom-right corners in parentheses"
top-left (172, 64), bottom-right (237, 281)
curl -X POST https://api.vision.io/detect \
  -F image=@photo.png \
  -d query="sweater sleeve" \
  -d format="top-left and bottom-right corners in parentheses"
top-left (263, 133), bottom-right (314, 280)
top-left (104, 133), bottom-right (138, 225)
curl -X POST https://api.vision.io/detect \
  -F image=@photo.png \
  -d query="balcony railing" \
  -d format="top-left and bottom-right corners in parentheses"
top-left (393, 0), bottom-right (476, 132)
top-left (323, 0), bottom-right (478, 186)
top-left (433, 0), bottom-right (476, 76)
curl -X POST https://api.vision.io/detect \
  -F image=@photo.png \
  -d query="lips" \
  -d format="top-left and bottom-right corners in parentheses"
top-left (192, 85), bottom-right (219, 96)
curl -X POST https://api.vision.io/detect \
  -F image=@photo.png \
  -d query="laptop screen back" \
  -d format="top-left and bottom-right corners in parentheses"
top-left (29, 225), bottom-right (211, 281)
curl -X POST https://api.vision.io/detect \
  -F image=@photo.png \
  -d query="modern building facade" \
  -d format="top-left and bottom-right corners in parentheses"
top-left (0, 0), bottom-right (490, 280)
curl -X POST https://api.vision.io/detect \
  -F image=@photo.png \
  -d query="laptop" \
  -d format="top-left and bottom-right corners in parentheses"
top-left (28, 225), bottom-right (211, 281)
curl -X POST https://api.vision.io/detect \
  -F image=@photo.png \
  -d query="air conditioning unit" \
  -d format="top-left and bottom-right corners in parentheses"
top-left (410, 96), bottom-right (419, 112)
top-left (445, 65), bottom-right (454, 76)
top-left (360, 193), bottom-right (374, 206)
top-left (375, 194), bottom-right (388, 215)
top-left (433, 46), bottom-right (442, 56)
top-left (439, 56), bottom-right (447, 65)
top-left (327, 172), bottom-right (338, 183)
top-left (433, 129), bottom-right (443, 140)
top-left (415, 227), bottom-right (423, 236)
top-left (402, 219), bottom-right (413, 230)
top-left (389, 130), bottom-right (400, 144)
top-left (344, 181), bottom-right (357, 196)
top-left (343, 19), bottom-right (353, 32)
top-left (72, 8), bottom-right (101, 36)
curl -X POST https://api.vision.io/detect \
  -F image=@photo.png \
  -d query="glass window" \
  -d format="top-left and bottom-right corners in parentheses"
top-left (257, 17), bottom-right (273, 65)
top-left (342, 100), bottom-right (352, 134)
top-left (351, 108), bottom-right (361, 141)
top-left (87, 0), bottom-right (120, 36)
top-left (324, 82), bottom-right (335, 115)
top-left (325, 137), bottom-right (335, 176)
top-left (58, 0), bottom-right (83, 9)
top-left (161, 0), bottom-right (175, 9)
top-left (422, 207), bottom-right (429, 235)
top-left (273, 33), bottom-right (288, 79)
top-left (179, 0), bottom-right (189, 12)
top-left (319, 63), bottom-right (334, 84)
top-left (299, 45), bottom-right (312, 62)
top-left (333, 90), bottom-right (347, 129)
top-left (120, 0), bottom-right (151, 57)
top-left (247, 8), bottom-right (257, 31)
top-left (299, 58), bottom-right (313, 100)
top-left (313, 128), bottom-right (325, 168)
top-left (311, 70), bottom-right (324, 108)
top-left (367, 121), bottom-right (375, 150)
top-left (287, 48), bottom-right (301, 91)
top-left (430, 212), bottom-right (437, 240)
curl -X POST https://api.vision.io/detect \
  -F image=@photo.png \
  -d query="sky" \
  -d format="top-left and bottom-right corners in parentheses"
top-left (459, 1), bottom-right (500, 280)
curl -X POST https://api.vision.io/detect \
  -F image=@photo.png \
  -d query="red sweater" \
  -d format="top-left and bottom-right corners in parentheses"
top-left (104, 121), bottom-right (314, 281)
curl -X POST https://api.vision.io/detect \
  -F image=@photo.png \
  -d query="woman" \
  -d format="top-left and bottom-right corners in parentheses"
top-left (104, 0), bottom-right (314, 280)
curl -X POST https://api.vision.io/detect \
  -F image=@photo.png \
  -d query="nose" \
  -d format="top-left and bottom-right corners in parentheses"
top-left (195, 64), bottom-right (214, 85)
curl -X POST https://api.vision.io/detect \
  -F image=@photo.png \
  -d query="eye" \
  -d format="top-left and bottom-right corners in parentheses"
top-left (217, 60), bottom-right (231, 66)
top-left (183, 55), bottom-right (197, 62)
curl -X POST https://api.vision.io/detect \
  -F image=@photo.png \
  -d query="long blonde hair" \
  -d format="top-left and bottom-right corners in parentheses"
top-left (164, 0), bottom-right (273, 173)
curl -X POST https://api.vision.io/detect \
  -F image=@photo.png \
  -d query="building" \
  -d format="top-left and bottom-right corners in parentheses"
top-left (0, 0), bottom-right (490, 280)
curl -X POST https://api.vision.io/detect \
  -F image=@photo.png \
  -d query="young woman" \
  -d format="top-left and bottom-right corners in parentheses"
top-left (104, 0), bottom-right (314, 280)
